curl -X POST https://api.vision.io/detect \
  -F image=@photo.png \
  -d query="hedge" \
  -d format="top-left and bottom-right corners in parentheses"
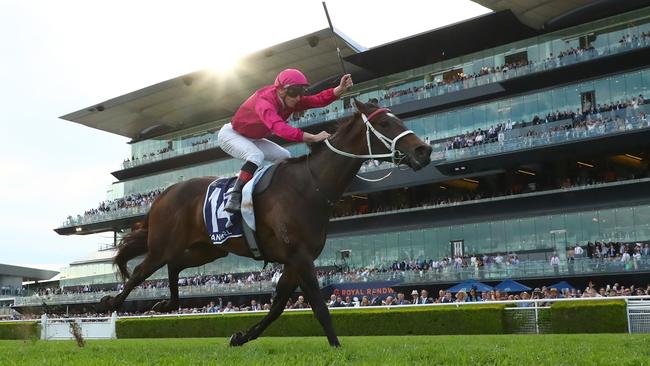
top-left (550, 300), bottom-right (628, 333)
top-left (117, 304), bottom-right (506, 338)
top-left (0, 322), bottom-right (40, 340)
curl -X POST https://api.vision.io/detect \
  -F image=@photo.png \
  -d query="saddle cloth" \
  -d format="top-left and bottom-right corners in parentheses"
top-left (202, 165), bottom-right (274, 245)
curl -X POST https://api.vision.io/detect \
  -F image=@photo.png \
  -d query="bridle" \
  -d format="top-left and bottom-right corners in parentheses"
top-left (324, 108), bottom-right (414, 182)
top-left (305, 107), bottom-right (415, 206)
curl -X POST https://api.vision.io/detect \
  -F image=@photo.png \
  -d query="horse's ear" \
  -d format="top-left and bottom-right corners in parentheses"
top-left (352, 98), bottom-right (368, 114)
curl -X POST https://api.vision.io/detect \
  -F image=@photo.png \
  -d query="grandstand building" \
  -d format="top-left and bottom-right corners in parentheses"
top-left (0, 264), bottom-right (58, 318)
top-left (26, 0), bottom-right (650, 311)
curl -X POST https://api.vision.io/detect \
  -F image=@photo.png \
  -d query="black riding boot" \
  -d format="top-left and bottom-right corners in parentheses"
top-left (225, 177), bottom-right (247, 214)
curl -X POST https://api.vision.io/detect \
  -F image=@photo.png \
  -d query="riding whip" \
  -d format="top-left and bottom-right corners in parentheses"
top-left (322, 2), bottom-right (348, 76)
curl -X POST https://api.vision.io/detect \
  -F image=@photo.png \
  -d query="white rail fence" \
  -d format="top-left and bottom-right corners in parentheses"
top-left (39, 312), bottom-right (117, 340)
top-left (626, 298), bottom-right (650, 333)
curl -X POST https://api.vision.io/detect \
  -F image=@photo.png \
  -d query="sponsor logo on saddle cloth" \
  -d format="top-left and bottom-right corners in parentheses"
top-left (203, 177), bottom-right (243, 244)
top-left (203, 165), bottom-right (272, 245)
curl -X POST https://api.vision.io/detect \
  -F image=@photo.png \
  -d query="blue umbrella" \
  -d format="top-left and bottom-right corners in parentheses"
top-left (446, 279), bottom-right (493, 293)
top-left (495, 279), bottom-right (531, 293)
top-left (549, 280), bottom-right (575, 291)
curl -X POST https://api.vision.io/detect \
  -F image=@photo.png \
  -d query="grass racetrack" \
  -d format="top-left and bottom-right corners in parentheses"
top-left (1, 334), bottom-right (649, 366)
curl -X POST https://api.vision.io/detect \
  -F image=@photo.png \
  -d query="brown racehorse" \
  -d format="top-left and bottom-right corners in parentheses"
top-left (98, 99), bottom-right (432, 347)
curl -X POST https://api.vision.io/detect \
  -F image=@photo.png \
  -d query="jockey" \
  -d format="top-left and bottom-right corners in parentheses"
top-left (218, 68), bottom-right (354, 213)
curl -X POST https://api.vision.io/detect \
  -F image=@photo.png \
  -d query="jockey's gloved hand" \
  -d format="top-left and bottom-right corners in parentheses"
top-left (304, 131), bottom-right (331, 143)
top-left (334, 74), bottom-right (353, 97)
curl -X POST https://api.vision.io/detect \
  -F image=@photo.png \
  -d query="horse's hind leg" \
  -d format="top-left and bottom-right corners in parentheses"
top-left (99, 255), bottom-right (165, 312)
top-left (229, 266), bottom-right (298, 346)
top-left (153, 244), bottom-right (228, 313)
top-left (151, 262), bottom-right (181, 313)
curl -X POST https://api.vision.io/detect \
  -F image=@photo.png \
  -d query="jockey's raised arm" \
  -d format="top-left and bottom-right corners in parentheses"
top-left (218, 68), bottom-right (353, 213)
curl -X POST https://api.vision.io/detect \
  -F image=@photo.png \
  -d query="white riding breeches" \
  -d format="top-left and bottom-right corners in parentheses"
top-left (217, 123), bottom-right (291, 166)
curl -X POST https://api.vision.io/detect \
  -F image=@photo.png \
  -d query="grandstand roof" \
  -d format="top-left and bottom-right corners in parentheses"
top-left (0, 263), bottom-right (59, 282)
top-left (60, 1), bottom-right (650, 141)
top-left (472, 0), bottom-right (650, 30)
top-left (343, 10), bottom-right (536, 77)
top-left (59, 28), bottom-right (366, 141)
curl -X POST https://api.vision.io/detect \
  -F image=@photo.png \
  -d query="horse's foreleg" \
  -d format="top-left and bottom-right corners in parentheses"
top-left (297, 261), bottom-right (341, 347)
top-left (229, 268), bottom-right (298, 346)
top-left (99, 256), bottom-right (165, 312)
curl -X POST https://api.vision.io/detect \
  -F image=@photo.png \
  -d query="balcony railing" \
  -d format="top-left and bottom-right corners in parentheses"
top-left (437, 113), bottom-right (650, 162)
top-left (59, 206), bottom-right (149, 228)
top-left (13, 282), bottom-right (275, 307)
top-left (322, 257), bottom-right (650, 286)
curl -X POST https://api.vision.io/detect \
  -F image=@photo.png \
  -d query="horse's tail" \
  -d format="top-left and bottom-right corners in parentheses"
top-left (113, 214), bottom-right (149, 282)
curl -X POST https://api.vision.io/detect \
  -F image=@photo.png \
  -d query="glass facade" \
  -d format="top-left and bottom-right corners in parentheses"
top-left (318, 204), bottom-right (650, 268)
top-left (407, 69), bottom-right (650, 143)
top-left (63, 203), bottom-right (650, 281)
top-left (54, 202), bottom-right (650, 293)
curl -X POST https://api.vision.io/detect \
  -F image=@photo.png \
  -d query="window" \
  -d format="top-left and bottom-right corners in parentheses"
top-left (504, 50), bottom-right (528, 65)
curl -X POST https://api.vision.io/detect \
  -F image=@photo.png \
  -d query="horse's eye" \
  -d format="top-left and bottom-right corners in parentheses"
top-left (378, 120), bottom-right (389, 128)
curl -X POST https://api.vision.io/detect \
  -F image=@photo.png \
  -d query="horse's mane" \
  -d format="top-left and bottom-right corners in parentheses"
top-left (283, 111), bottom-right (361, 166)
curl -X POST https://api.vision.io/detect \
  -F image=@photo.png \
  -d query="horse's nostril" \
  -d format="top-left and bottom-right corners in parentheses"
top-left (415, 145), bottom-right (432, 159)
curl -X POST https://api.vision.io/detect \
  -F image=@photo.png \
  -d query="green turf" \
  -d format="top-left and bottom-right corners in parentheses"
top-left (1, 334), bottom-right (649, 366)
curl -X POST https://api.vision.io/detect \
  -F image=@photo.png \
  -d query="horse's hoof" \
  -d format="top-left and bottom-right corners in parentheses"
top-left (229, 331), bottom-right (245, 347)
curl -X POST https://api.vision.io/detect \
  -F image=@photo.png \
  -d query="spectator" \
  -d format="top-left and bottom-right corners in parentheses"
top-left (455, 290), bottom-right (467, 303)
top-left (550, 252), bottom-right (560, 275)
top-left (395, 292), bottom-right (410, 305)
top-left (384, 296), bottom-right (395, 306)
top-left (415, 289), bottom-right (433, 304)
top-left (249, 299), bottom-right (260, 311)
top-left (293, 295), bottom-right (309, 309)
top-left (360, 296), bottom-right (370, 307)
top-left (467, 287), bottom-right (482, 302)
top-left (410, 290), bottom-right (419, 304)
top-left (440, 291), bottom-right (454, 303)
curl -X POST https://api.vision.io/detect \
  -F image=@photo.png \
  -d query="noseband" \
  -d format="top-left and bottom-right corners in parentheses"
top-left (324, 108), bottom-right (414, 181)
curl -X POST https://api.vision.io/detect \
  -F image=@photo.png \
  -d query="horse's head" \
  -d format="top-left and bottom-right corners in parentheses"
top-left (352, 99), bottom-right (432, 171)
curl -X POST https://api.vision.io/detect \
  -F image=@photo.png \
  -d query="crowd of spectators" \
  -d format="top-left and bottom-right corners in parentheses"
top-left (334, 159), bottom-right (650, 219)
top-left (322, 282), bottom-right (650, 310)
top-left (379, 30), bottom-right (650, 105)
top-left (22, 242), bottom-right (649, 308)
top-left (573, 241), bottom-right (650, 264)
top-left (619, 32), bottom-right (650, 48)
top-left (26, 267), bottom-right (283, 298)
top-left (0, 286), bottom-right (24, 296)
top-left (122, 134), bottom-right (217, 169)
top-left (9, 279), bottom-right (648, 320)
top-left (439, 96), bottom-right (647, 153)
top-left (9, 243), bottom-right (650, 320)
top-left (65, 188), bottom-right (164, 224)
top-left (123, 147), bottom-right (174, 166)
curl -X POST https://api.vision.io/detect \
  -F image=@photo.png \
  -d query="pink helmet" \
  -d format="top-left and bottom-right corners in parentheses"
top-left (274, 69), bottom-right (309, 89)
